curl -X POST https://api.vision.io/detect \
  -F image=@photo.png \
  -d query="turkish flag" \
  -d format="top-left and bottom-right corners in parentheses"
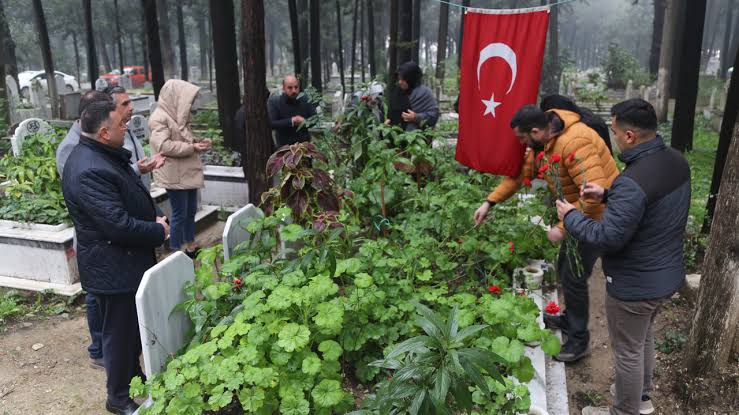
top-left (456, 8), bottom-right (549, 176)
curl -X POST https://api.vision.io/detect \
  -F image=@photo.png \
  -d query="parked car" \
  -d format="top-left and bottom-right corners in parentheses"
top-left (100, 66), bottom-right (149, 88)
top-left (18, 70), bottom-right (79, 99)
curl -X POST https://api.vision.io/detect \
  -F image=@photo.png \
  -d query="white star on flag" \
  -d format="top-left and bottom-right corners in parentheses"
top-left (482, 93), bottom-right (501, 117)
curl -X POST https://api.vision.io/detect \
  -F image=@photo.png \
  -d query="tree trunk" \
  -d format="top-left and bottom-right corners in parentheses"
top-left (198, 13), bottom-right (207, 80)
top-left (457, 0), bottom-right (470, 69)
top-left (685, 115), bottom-right (739, 375)
top-left (367, 0), bottom-right (376, 79)
top-left (720, 2), bottom-right (736, 79)
top-left (649, 0), bottom-right (665, 76)
top-left (298, 0), bottom-right (310, 83)
top-left (0, 59), bottom-right (7, 129)
top-left (97, 30), bottom-right (112, 73)
top-left (268, 18), bottom-right (275, 76)
top-left (670, 0), bottom-right (687, 98)
top-left (309, 0), bottom-right (321, 92)
top-left (143, 0), bottom-right (165, 97)
top-left (240, 0), bottom-right (272, 205)
top-left (360, 0), bottom-right (365, 83)
top-left (656, 0), bottom-right (677, 123)
top-left (210, 0), bottom-right (241, 150)
top-left (142, 30), bottom-right (149, 81)
top-left (398, 0), bottom-right (412, 64)
top-left (288, 0), bottom-right (301, 76)
top-left (72, 31), bottom-right (81, 84)
top-left (32, 0), bottom-right (59, 119)
top-left (114, 0), bottom-right (124, 73)
top-left (671, 0), bottom-right (707, 152)
top-left (542, 0), bottom-right (560, 95)
top-left (411, 0), bottom-right (420, 63)
top-left (176, 0), bottom-right (188, 81)
top-left (156, 0), bottom-right (177, 79)
top-left (703, 45), bottom-right (739, 233)
top-left (128, 33), bottom-right (135, 67)
top-left (0, 0), bottom-right (18, 84)
top-left (388, 0), bottom-right (398, 81)
top-left (207, 15), bottom-right (213, 90)
top-left (435, 2), bottom-right (448, 90)
top-left (351, 0), bottom-right (358, 92)
top-left (336, 0), bottom-right (345, 94)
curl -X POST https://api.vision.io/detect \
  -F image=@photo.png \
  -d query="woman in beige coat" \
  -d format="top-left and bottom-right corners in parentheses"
top-left (149, 80), bottom-right (210, 256)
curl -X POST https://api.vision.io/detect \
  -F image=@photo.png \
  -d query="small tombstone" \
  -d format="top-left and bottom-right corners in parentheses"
top-left (5, 75), bottom-right (20, 123)
top-left (625, 80), bottom-right (634, 100)
top-left (558, 75), bottom-right (565, 95)
top-left (60, 92), bottom-right (81, 120)
top-left (331, 62), bottom-right (339, 76)
top-left (568, 79), bottom-right (576, 96)
top-left (95, 78), bottom-right (108, 91)
top-left (222, 204), bottom-right (264, 261)
top-left (11, 118), bottom-right (53, 156)
top-left (638, 85), bottom-right (645, 101)
top-left (54, 75), bottom-right (66, 94)
top-left (135, 252), bottom-right (194, 378)
top-left (29, 79), bottom-right (47, 109)
top-left (129, 114), bottom-right (150, 142)
top-left (709, 87), bottom-right (717, 110)
top-left (332, 90), bottom-right (344, 117)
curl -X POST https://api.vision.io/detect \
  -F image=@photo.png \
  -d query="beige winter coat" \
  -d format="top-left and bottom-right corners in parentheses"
top-left (149, 80), bottom-right (204, 190)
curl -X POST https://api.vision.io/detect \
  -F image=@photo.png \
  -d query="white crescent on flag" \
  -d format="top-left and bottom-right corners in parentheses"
top-left (476, 43), bottom-right (518, 117)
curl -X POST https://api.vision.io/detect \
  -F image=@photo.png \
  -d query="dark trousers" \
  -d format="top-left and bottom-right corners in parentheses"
top-left (85, 293), bottom-right (103, 359)
top-left (556, 241), bottom-right (600, 345)
top-left (93, 293), bottom-right (144, 407)
top-left (606, 293), bottom-right (662, 415)
top-left (167, 189), bottom-right (198, 250)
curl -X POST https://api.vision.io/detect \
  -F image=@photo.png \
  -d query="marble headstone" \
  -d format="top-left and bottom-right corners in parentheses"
top-left (11, 118), bottom-right (53, 156)
top-left (95, 78), bottom-right (109, 91)
top-left (29, 79), bottom-right (47, 110)
top-left (129, 114), bottom-right (150, 143)
top-left (135, 252), bottom-right (194, 378)
top-left (5, 75), bottom-right (19, 123)
top-left (222, 204), bottom-right (264, 261)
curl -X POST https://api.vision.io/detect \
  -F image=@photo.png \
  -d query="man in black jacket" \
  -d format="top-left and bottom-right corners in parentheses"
top-left (267, 75), bottom-right (316, 148)
top-left (62, 100), bottom-right (170, 415)
top-left (556, 99), bottom-right (690, 415)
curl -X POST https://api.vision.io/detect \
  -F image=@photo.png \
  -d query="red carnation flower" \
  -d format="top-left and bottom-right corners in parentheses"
top-left (550, 153), bottom-right (561, 163)
top-left (536, 151), bottom-right (545, 161)
top-left (523, 177), bottom-right (532, 188)
top-left (538, 163), bottom-right (550, 174)
top-left (544, 301), bottom-right (561, 315)
top-left (233, 278), bottom-right (242, 286)
top-left (567, 151), bottom-right (577, 163)
top-left (360, 95), bottom-right (369, 102)
top-left (508, 241), bottom-right (515, 253)
top-left (488, 284), bottom-right (502, 295)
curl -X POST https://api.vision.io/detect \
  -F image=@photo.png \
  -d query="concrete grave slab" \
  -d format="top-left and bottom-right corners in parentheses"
top-left (222, 204), bottom-right (263, 261)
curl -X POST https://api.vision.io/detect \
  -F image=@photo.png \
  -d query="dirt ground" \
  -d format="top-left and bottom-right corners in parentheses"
top-left (0, 221), bottom-right (225, 415)
top-left (564, 261), bottom-right (739, 415)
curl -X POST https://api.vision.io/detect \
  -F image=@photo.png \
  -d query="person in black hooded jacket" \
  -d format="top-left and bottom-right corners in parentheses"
top-left (387, 62), bottom-right (440, 131)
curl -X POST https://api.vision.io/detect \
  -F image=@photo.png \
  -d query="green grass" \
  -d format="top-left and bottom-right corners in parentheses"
top-left (0, 288), bottom-right (83, 330)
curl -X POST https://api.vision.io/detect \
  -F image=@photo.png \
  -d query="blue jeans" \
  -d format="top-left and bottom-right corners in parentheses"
top-left (167, 189), bottom-right (197, 250)
top-left (86, 292), bottom-right (103, 359)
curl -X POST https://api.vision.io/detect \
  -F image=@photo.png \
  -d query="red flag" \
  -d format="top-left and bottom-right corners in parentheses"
top-left (456, 8), bottom-right (549, 176)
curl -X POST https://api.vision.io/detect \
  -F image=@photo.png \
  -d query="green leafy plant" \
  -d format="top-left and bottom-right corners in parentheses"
top-left (603, 43), bottom-right (651, 89)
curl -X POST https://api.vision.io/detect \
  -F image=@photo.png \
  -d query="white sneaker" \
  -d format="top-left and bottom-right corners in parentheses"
top-left (609, 384), bottom-right (655, 414)
top-left (582, 406), bottom-right (610, 415)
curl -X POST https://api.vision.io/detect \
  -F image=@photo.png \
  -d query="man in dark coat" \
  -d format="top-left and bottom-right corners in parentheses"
top-left (556, 99), bottom-right (690, 415)
top-left (62, 100), bottom-right (169, 415)
top-left (267, 75), bottom-right (317, 147)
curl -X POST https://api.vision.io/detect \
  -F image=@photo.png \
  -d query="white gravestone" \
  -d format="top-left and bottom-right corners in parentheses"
top-left (222, 204), bottom-right (264, 261)
top-left (135, 252), bottom-right (194, 378)
top-left (129, 114), bottom-right (150, 143)
top-left (5, 75), bottom-right (20, 124)
top-left (11, 118), bottom-right (53, 156)
top-left (95, 78), bottom-right (108, 91)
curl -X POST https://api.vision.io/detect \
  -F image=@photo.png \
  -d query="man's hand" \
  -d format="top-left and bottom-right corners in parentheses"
top-left (194, 139), bottom-right (211, 152)
top-left (292, 115), bottom-right (305, 125)
top-left (401, 110), bottom-right (417, 123)
top-left (137, 153), bottom-right (166, 174)
top-left (547, 227), bottom-right (565, 242)
top-left (156, 216), bottom-right (170, 239)
top-left (384, 119), bottom-right (391, 125)
top-left (473, 201), bottom-right (491, 227)
top-left (580, 182), bottom-right (605, 203)
top-left (556, 199), bottom-right (577, 221)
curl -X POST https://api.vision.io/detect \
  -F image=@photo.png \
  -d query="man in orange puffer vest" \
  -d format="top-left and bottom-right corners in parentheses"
top-left (473, 104), bottom-right (619, 362)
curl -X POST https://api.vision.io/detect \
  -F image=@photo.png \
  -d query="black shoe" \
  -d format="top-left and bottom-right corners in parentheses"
top-left (105, 400), bottom-right (140, 415)
top-left (543, 313), bottom-right (569, 333)
top-left (89, 357), bottom-right (105, 370)
top-left (184, 248), bottom-right (200, 259)
top-left (554, 340), bottom-right (589, 362)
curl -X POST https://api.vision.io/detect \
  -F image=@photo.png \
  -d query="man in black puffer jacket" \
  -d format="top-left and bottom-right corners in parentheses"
top-left (62, 100), bottom-right (169, 415)
top-left (556, 99), bottom-right (690, 415)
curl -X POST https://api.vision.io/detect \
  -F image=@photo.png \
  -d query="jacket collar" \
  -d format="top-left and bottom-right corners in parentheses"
top-left (79, 135), bottom-right (132, 165)
top-left (618, 135), bottom-right (665, 165)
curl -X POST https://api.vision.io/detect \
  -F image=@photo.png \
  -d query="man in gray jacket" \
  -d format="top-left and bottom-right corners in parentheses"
top-left (556, 99), bottom-right (690, 415)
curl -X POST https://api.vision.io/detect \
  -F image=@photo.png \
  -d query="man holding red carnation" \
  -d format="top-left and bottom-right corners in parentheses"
top-left (473, 104), bottom-right (619, 363)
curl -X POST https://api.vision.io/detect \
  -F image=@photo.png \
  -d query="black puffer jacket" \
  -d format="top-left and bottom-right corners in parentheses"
top-left (564, 137), bottom-right (690, 301)
top-left (62, 137), bottom-right (165, 294)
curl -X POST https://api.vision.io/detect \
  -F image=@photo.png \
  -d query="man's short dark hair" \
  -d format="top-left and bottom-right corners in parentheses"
top-left (81, 100), bottom-right (117, 134)
top-left (79, 90), bottom-right (112, 118)
top-left (610, 98), bottom-right (657, 131)
top-left (510, 105), bottom-right (549, 132)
